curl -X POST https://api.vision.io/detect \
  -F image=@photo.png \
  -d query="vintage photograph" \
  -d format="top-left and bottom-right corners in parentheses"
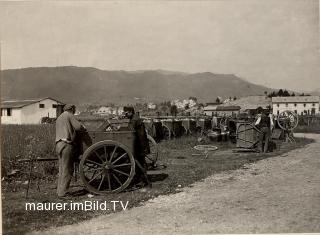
top-left (1, 0), bottom-right (319, 234)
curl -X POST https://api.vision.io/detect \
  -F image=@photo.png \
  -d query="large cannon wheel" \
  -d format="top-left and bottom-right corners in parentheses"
top-left (146, 135), bottom-right (159, 167)
top-left (277, 110), bottom-right (299, 131)
top-left (80, 140), bottom-right (135, 194)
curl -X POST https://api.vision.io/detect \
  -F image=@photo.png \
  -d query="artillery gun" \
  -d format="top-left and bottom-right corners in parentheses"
top-left (276, 110), bottom-right (299, 142)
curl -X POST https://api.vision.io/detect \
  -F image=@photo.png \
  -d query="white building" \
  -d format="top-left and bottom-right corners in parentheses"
top-left (171, 98), bottom-right (197, 109)
top-left (95, 106), bottom-right (113, 115)
top-left (203, 102), bottom-right (220, 116)
top-left (95, 106), bottom-right (124, 116)
top-left (215, 105), bottom-right (241, 117)
top-left (1, 97), bottom-right (65, 124)
top-left (147, 103), bottom-right (157, 110)
top-left (272, 96), bottom-right (320, 116)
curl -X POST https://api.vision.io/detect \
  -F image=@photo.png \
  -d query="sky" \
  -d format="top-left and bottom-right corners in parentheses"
top-left (0, 0), bottom-right (319, 92)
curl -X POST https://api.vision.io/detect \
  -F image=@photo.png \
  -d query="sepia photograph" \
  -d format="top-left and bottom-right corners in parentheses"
top-left (0, 0), bottom-right (319, 234)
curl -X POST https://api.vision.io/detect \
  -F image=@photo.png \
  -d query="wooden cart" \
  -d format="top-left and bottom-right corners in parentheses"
top-left (78, 118), bottom-right (158, 194)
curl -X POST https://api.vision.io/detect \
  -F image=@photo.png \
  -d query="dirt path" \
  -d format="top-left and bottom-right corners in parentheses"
top-left (31, 133), bottom-right (320, 234)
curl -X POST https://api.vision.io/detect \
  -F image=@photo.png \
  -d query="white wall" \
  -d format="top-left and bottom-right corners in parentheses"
top-left (21, 98), bottom-right (60, 124)
top-left (1, 108), bottom-right (22, 124)
top-left (272, 102), bottom-right (319, 116)
top-left (216, 110), bottom-right (240, 117)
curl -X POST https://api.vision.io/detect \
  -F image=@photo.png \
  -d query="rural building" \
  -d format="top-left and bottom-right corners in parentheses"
top-left (272, 96), bottom-right (320, 116)
top-left (1, 97), bottom-right (65, 124)
top-left (147, 103), bottom-right (157, 110)
top-left (203, 102), bottom-right (220, 116)
top-left (221, 96), bottom-right (271, 116)
top-left (95, 106), bottom-right (124, 116)
top-left (171, 98), bottom-right (197, 109)
top-left (215, 105), bottom-right (241, 117)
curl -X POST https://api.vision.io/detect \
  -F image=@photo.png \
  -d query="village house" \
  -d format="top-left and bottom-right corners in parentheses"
top-left (147, 103), bottom-right (157, 110)
top-left (171, 98), bottom-right (197, 109)
top-left (272, 96), bottom-right (320, 116)
top-left (1, 97), bottom-right (65, 124)
top-left (95, 106), bottom-right (124, 116)
top-left (215, 105), bottom-right (241, 117)
top-left (203, 102), bottom-right (220, 116)
top-left (221, 96), bottom-right (272, 116)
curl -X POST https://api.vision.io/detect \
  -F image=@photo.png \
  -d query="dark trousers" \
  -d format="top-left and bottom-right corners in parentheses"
top-left (55, 141), bottom-right (75, 197)
top-left (259, 127), bottom-right (271, 153)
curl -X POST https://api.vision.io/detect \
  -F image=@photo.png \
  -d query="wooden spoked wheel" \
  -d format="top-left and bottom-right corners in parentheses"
top-left (80, 140), bottom-right (135, 194)
top-left (277, 110), bottom-right (299, 131)
top-left (146, 135), bottom-right (159, 166)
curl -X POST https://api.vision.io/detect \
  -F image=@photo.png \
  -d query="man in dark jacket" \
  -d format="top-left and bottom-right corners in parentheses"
top-left (55, 104), bottom-right (86, 197)
top-left (254, 107), bottom-right (274, 153)
top-left (123, 107), bottom-right (151, 187)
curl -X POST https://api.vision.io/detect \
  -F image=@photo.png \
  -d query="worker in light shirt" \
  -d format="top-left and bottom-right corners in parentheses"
top-left (55, 104), bottom-right (87, 198)
top-left (254, 107), bottom-right (274, 153)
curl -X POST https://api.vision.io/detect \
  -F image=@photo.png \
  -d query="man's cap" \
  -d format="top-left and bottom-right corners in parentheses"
top-left (256, 106), bottom-right (264, 113)
top-left (63, 104), bottom-right (75, 111)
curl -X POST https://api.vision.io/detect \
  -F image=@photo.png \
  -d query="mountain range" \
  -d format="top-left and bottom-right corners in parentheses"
top-left (1, 66), bottom-right (276, 105)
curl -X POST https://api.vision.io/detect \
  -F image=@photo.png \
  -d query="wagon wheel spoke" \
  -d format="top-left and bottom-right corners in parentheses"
top-left (111, 152), bottom-right (127, 165)
top-left (98, 174), bottom-right (105, 191)
top-left (109, 146), bottom-right (118, 162)
top-left (112, 163), bottom-right (132, 168)
top-left (88, 168), bottom-right (98, 180)
top-left (88, 170), bottom-right (104, 183)
top-left (85, 167), bottom-right (102, 172)
top-left (93, 150), bottom-right (105, 164)
top-left (112, 169), bottom-right (130, 177)
top-left (106, 172), bottom-right (111, 190)
top-left (86, 159), bottom-right (103, 167)
top-left (112, 173), bottom-right (123, 186)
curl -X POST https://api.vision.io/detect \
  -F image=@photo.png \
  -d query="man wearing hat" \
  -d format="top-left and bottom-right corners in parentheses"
top-left (55, 104), bottom-right (86, 197)
top-left (254, 106), bottom-right (274, 153)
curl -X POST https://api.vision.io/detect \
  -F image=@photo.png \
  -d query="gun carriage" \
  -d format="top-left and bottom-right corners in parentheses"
top-left (76, 117), bottom-right (158, 194)
top-left (235, 110), bottom-right (299, 150)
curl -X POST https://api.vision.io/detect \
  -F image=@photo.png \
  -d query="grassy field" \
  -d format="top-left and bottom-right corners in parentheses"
top-left (1, 124), bottom-right (57, 181)
top-left (1, 124), bottom-right (313, 234)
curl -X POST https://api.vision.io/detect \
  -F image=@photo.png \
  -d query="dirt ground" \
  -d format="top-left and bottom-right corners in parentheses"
top-left (26, 133), bottom-right (320, 235)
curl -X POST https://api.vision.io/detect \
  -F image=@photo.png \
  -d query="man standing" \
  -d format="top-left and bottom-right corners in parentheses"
top-left (123, 107), bottom-right (151, 187)
top-left (55, 104), bottom-right (86, 197)
top-left (254, 107), bottom-right (274, 153)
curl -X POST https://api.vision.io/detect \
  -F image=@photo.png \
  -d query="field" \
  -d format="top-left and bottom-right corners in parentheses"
top-left (1, 124), bottom-right (314, 235)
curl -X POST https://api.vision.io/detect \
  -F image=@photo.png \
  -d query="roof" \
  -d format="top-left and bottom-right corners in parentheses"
top-left (272, 96), bottom-right (319, 103)
top-left (216, 105), bottom-right (241, 111)
top-left (220, 96), bottom-right (271, 111)
top-left (205, 102), bottom-right (220, 106)
top-left (1, 97), bottom-right (65, 109)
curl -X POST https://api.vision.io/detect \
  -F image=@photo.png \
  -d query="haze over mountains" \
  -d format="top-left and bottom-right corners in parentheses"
top-left (1, 66), bottom-right (276, 105)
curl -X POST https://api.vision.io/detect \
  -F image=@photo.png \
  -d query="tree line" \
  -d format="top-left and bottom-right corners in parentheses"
top-left (266, 89), bottom-right (310, 98)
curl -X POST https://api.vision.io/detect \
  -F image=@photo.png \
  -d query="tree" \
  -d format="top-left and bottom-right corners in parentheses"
top-left (188, 96), bottom-right (197, 102)
top-left (215, 97), bottom-right (221, 103)
top-left (283, 90), bottom-right (290, 97)
top-left (185, 104), bottom-right (189, 110)
top-left (264, 91), bottom-right (268, 96)
top-left (170, 105), bottom-right (178, 116)
top-left (291, 92), bottom-right (295, 96)
top-left (233, 96), bottom-right (237, 101)
top-left (278, 89), bottom-right (284, 97)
